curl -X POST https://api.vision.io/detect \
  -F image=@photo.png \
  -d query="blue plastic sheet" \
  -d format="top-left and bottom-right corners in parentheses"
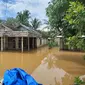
top-left (3, 68), bottom-right (42, 85)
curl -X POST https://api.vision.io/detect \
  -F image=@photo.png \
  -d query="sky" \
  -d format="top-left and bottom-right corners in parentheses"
top-left (0, 0), bottom-right (51, 22)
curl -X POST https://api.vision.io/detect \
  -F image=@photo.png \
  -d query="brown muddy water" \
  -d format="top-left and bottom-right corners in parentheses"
top-left (0, 46), bottom-right (85, 85)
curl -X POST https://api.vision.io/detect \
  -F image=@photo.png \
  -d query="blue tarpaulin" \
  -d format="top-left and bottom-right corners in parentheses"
top-left (3, 68), bottom-right (42, 85)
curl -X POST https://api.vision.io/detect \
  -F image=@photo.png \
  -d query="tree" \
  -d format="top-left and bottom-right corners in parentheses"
top-left (37, 30), bottom-right (49, 38)
top-left (63, 1), bottom-right (85, 51)
top-left (16, 10), bottom-right (30, 26)
top-left (46, 0), bottom-right (85, 37)
top-left (46, 0), bottom-right (85, 50)
top-left (30, 18), bottom-right (41, 30)
top-left (46, 0), bottom-right (69, 37)
top-left (64, 1), bottom-right (85, 36)
top-left (43, 19), bottom-right (52, 31)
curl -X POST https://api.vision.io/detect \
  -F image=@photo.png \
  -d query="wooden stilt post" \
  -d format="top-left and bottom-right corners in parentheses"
top-left (16, 37), bottom-right (19, 50)
top-left (4, 36), bottom-right (5, 50)
top-left (21, 37), bottom-right (23, 52)
top-left (1, 37), bottom-right (3, 51)
top-left (6, 37), bottom-right (8, 49)
top-left (28, 37), bottom-right (30, 51)
top-left (32, 37), bottom-right (34, 49)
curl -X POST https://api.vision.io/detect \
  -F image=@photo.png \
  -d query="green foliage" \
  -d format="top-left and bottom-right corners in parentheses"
top-left (64, 1), bottom-right (85, 51)
top-left (66, 36), bottom-right (78, 50)
top-left (76, 39), bottom-right (85, 51)
top-left (0, 10), bottom-right (42, 32)
top-left (43, 19), bottom-right (52, 32)
top-left (83, 55), bottom-right (85, 60)
top-left (30, 18), bottom-right (41, 30)
top-left (46, 0), bottom-right (85, 51)
top-left (48, 41), bottom-right (53, 49)
top-left (64, 1), bottom-right (84, 24)
top-left (79, 0), bottom-right (85, 4)
top-left (46, 0), bottom-right (85, 37)
top-left (66, 36), bottom-right (85, 51)
top-left (64, 1), bottom-right (85, 36)
top-left (48, 40), bottom-right (58, 49)
top-left (37, 30), bottom-right (49, 38)
top-left (46, 0), bottom-right (69, 36)
top-left (16, 10), bottom-right (30, 26)
top-left (74, 76), bottom-right (85, 85)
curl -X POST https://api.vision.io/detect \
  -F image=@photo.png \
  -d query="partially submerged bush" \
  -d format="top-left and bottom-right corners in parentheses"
top-left (66, 36), bottom-right (78, 50)
top-left (83, 55), bottom-right (85, 60)
top-left (48, 41), bottom-right (58, 49)
top-left (66, 36), bottom-right (85, 51)
top-left (74, 77), bottom-right (85, 85)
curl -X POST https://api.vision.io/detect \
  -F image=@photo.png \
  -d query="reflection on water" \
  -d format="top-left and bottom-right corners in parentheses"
top-left (0, 47), bottom-right (58, 77)
top-left (0, 47), bottom-right (85, 85)
top-left (55, 74), bottom-right (74, 85)
top-left (32, 51), bottom-right (85, 85)
top-left (32, 61), bottom-right (71, 85)
top-left (32, 55), bottom-right (74, 85)
top-left (41, 54), bottom-right (57, 69)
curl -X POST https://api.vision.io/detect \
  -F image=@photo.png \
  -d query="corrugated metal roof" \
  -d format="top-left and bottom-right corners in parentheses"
top-left (0, 23), bottom-right (42, 37)
top-left (20, 23), bottom-right (42, 36)
top-left (0, 23), bottom-right (13, 31)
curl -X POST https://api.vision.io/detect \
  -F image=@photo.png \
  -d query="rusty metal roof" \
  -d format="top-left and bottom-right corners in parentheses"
top-left (0, 23), bottom-right (42, 37)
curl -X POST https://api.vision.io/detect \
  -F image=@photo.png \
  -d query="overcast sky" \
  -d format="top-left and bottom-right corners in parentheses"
top-left (0, 0), bottom-right (50, 21)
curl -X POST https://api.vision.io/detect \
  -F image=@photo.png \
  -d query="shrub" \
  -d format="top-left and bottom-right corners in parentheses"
top-left (83, 55), bottom-right (85, 60)
top-left (48, 41), bottom-right (58, 49)
top-left (74, 77), bottom-right (85, 85)
top-left (66, 36), bottom-right (85, 51)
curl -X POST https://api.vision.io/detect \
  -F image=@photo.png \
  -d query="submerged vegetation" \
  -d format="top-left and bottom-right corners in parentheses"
top-left (74, 77), bottom-right (85, 85)
top-left (48, 40), bottom-right (58, 49)
top-left (83, 55), bottom-right (85, 60)
top-left (66, 36), bottom-right (85, 51)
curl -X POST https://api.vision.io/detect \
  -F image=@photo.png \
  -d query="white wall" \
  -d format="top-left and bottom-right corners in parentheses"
top-left (55, 38), bottom-right (60, 46)
top-left (37, 38), bottom-right (41, 47)
top-left (37, 38), bottom-right (47, 47)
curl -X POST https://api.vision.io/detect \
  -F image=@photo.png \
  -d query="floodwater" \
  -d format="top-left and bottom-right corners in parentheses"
top-left (0, 47), bottom-right (85, 85)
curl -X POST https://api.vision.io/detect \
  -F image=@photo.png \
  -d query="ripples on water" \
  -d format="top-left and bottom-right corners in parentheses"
top-left (0, 47), bottom-right (85, 85)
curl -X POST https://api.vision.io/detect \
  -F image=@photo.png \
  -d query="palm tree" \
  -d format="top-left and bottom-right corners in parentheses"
top-left (30, 18), bottom-right (41, 30)
top-left (43, 19), bottom-right (51, 30)
top-left (16, 10), bottom-right (30, 26)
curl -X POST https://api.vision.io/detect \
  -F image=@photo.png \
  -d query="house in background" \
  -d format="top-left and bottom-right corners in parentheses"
top-left (0, 23), bottom-right (47, 52)
top-left (54, 35), bottom-right (64, 50)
